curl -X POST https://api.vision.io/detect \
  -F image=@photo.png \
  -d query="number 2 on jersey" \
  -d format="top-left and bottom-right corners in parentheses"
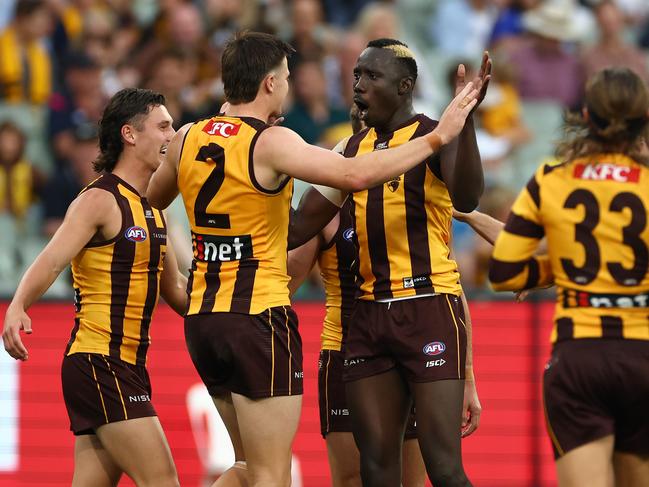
top-left (194, 143), bottom-right (230, 229)
top-left (561, 189), bottom-right (648, 286)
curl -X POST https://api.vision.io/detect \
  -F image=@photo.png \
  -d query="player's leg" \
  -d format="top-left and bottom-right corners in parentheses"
top-left (346, 369), bottom-right (411, 487)
top-left (411, 380), bottom-right (470, 487)
top-left (211, 392), bottom-right (249, 487)
top-left (232, 393), bottom-right (302, 487)
top-left (401, 438), bottom-right (426, 487)
top-left (94, 416), bottom-right (179, 486)
top-left (71, 434), bottom-right (122, 487)
top-left (326, 433), bottom-right (362, 487)
top-left (555, 436), bottom-right (614, 487)
top-left (613, 452), bottom-right (649, 487)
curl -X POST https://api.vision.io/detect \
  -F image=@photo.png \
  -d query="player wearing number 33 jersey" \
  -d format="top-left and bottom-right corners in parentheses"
top-left (489, 68), bottom-right (649, 483)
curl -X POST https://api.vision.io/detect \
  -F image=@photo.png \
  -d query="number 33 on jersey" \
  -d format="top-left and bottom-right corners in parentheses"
top-left (491, 154), bottom-right (649, 342)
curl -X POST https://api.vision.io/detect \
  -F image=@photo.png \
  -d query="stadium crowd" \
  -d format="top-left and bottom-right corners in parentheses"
top-left (1, 0), bottom-right (649, 297)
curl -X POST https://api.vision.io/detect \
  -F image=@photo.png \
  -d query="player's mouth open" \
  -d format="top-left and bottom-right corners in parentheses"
top-left (354, 98), bottom-right (369, 119)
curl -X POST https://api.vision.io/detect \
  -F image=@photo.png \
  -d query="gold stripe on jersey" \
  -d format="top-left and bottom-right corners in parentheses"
top-left (491, 154), bottom-right (649, 343)
top-left (179, 116), bottom-right (293, 315)
top-left (318, 200), bottom-right (356, 350)
top-left (345, 114), bottom-right (461, 301)
top-left (67, 174), bottom-right (166, 365)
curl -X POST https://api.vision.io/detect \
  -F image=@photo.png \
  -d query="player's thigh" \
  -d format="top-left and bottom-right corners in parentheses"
top-left (613, 451), bottom-right (649, 487)
top-left (231, 393), bottom-right (301, 485)
top-left (555, 436), bottom-right (614, 487)
top-left (402, 438), bottom-right (426, 487)
top-left (95, 416), bottom-right (178, 486)
top-left (212, 392), bottom-right (245, 461)
top-left (72, 434), bottom-right (121, 487)
top-left (326, 432), bottom-right (361, 487)
top-left (410, 379), bottom-right (465, 460)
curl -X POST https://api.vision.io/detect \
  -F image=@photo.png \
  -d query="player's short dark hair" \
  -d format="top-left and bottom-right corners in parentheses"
top-left (366, 38), bottom-right (418, 81)
top-left (94, 88), bottom-right (165, 173)
top-left (221, 31), bottom-right (295, 104)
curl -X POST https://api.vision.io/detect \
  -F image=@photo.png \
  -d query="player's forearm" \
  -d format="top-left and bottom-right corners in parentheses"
top-left (160, 273), bottom-right (188, 316)
top-left (345, 135), bottom-right (440, 191)
top-left (460, 292), bottom-right (474, 376)
top-left (10, 253), bottom-right (65, 311)
top-left (462, 211), bottom-right (504, 245)
top-left (288, 189), bottom-right (340, 250)
top-left (450, 118), bottom-right (484, 212)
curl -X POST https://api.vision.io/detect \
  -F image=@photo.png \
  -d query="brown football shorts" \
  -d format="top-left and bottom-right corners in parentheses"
top-left (61, 353), bottom-right (156, 435)
top-left (185, 306), bottom-right (303, 399)
top-left (319, 348), bottom-right (417, 439)
top-left (543, 338), bottom-right (649, 459)
top-left (343, 294), bottom-right (467, 383)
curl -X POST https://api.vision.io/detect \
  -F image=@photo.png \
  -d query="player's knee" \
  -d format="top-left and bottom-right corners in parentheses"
top-left (428, 464), bottom-right (470, 487)
top-left (359, 455), bottom-right (401, 485)
top-left (134, 466), bottom-right (179, 487)
top-left (332, 468), bottom-right (362, 487)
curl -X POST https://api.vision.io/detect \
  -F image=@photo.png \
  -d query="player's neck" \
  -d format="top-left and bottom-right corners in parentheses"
top-left (373, 105), bottom-right (418, 134)
top-left (112, 157), bottom-right (154, 196)
top-left (223, 100), bottom-right (273, 124)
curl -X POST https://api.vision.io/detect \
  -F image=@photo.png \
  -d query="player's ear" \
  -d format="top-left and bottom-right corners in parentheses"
top-left (264, 72), bottom-right (275, 94)
top-left (121, 124), bottom-right (136, 146)
top-left (398, 76), bottom-right (414, 96)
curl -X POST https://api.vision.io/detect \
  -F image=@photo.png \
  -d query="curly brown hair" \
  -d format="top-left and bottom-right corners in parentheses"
top-left (556, 68), bottom-right (649, 165)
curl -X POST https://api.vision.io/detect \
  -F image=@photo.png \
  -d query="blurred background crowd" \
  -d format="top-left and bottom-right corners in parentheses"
top-left (0, 0), bottom-right (648, 299)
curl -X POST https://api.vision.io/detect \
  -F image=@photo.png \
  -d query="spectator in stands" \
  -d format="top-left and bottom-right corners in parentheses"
top-left (489, 0), bottom-right (541, 51)
top-left (582, 0), bottom-right (649, 83)
top-left (432, 0), bottom-right (499, 58)
top-left (48, 51), bottom-right (105, 164)
top-left (282, 59), bottom-right (350, 147)
top-left (506, 1), bottom-right (585, 108)
top-left (0, 121), bottom-right (44, 221)
top-left (0, 0), bottom-right (53, 106)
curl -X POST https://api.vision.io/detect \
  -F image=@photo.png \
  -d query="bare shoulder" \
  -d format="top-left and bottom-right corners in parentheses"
top-left (68, 187), bottom-right (119, 222)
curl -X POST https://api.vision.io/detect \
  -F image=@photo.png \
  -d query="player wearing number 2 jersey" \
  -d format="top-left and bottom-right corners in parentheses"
top-left (146, 31), bottom-right (479, 487)
top-left (490, 68), bottom-right (649, 487)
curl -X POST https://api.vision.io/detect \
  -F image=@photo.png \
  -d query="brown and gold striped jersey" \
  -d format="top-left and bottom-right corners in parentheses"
top-left (490, 153), bottom-right (649, 342)
top-left (343, 114), bottom-right (461, 301)
top-left (67, 174), bottom-right (167, 365)
top-left (178, 116), bottom-right (293, 315)
top-left (318, 199), bottom-right (357, 351)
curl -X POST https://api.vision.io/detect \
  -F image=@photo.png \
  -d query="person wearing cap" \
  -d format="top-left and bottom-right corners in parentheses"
top-left (489, 67), bottom-right (649, 486)
top-left (505, 0), bottom-right (586, 108)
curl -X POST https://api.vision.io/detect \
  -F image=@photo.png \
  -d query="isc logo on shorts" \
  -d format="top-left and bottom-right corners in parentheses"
top-left (426, 359), bottom-right (446, 368)
top-left (423, 341), bottom-right (446, 356)
top-left (193, 233), bottom-right (253, 262)
top-left (125, 226), bottom-right (147, 242)
top-left (202, 120), bottom-right (241, 138)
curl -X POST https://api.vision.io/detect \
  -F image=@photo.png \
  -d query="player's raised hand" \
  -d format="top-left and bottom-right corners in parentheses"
top-left (454, 51), bottom-right (492, 113)
top-left (3, 307), bottom-right (32, 360)
top-left (434, 82), bottom-right (479, 144)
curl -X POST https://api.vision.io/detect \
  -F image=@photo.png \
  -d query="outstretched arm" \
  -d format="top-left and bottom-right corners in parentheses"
top-left (453, 209), bottom-right (504, 245)
top-left (3, 190), bottom-right (117, 360)
top-left (256, 83), bottom-right (480, 192)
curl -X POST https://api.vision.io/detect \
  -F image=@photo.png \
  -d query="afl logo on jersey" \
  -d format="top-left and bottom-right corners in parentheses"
top-left (203, 120), bottom-right (241, 138)
top-left (423, 342), bottom-right (446, 356)
top-left (343, 228), bottom-right (355, 241)
top-left (125, 226), bottom-right (147, 242)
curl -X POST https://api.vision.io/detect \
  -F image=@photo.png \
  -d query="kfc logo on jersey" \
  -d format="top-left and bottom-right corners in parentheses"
top-left (203, 120), bottom-right (241, 138)
top-left (423, 341), bottom-right (446, 356)
top-left (574, 163), bottom-right (640, 182)
top-left (125, 226), bottom-right (147, 242)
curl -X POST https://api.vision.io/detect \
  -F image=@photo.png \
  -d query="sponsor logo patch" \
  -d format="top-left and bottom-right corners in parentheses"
top-left (128, 394), bottom-right (151, 402)
top-left (202, 120), bottom-right (241, 138)
top-left (125, 226), bottom-right (147, 242)
top-left (342, 228), bottom-right (355, 241)
top-left (423, 341), bottom-right (446, 356)
top-left (193, 234), bottom-right (253, 262)
top-left (403, 275), bottom-right (432, 289)
top-left (344, 358), bottom-right (365, 367)
top-left (426, 359), bottom-right (446, 368)
top-left (330, 408), bottom-right (350, 416)
top-left (573, 163), bottom-right (639, 182)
